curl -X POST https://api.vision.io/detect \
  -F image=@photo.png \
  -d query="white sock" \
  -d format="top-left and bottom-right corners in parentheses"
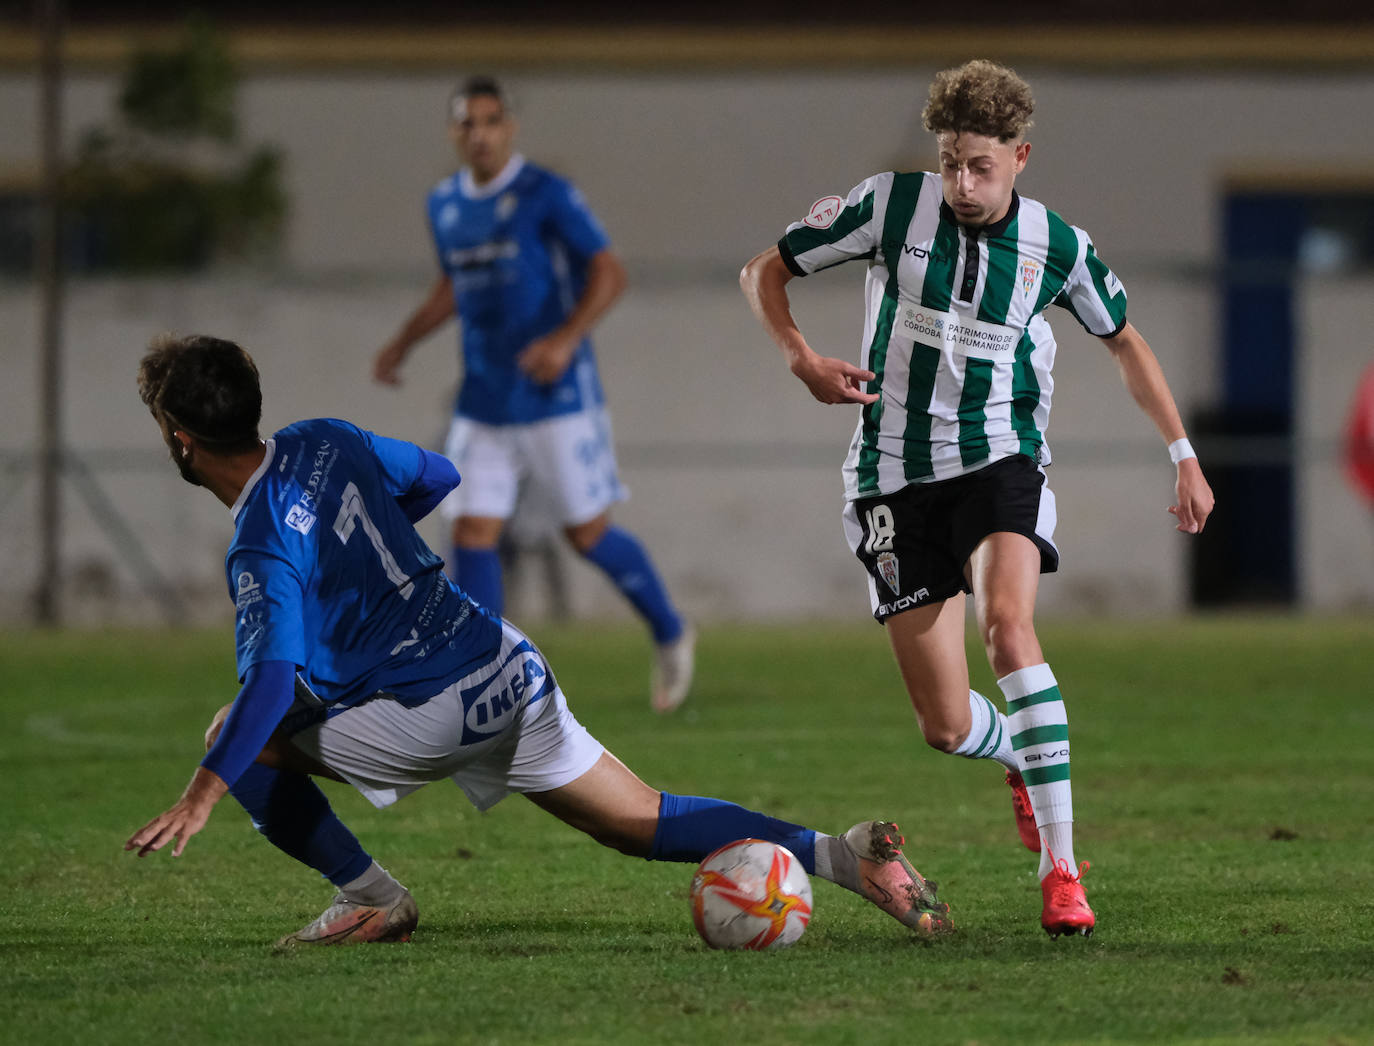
top-left (1039, 822), bottom-right (1076, 879)
top-left (1000, 663), bottom-right (1076, 879)
top-left (812, 833), bottom-right (834, 878)
top-left (811, 833), bottom-right (863, 898)
top-left (339, 860), bottom-right (406, 906)
top-left (952, 689), bottom-right (1018, 771)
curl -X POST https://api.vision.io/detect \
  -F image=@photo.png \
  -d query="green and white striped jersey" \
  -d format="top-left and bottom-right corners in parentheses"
top-left (779, 171), bottom-right (1128, 500)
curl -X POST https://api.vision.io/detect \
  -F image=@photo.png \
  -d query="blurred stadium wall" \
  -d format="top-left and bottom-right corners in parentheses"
top-left (2, 22), bottom-right (1373, 626)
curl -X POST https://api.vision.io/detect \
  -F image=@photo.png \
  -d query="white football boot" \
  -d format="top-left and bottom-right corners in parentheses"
top-left (275, 889), bottom-right (418, 948)
top-left (833, 820), bottom-right (953, 937)
top-left (651, 624), bottom-right (696, 714)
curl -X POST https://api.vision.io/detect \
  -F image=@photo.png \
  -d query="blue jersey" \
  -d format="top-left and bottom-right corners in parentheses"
top-left (426, 154), bottom-right (609, 425)
top-left (225, 418), bottom-right (503, 712)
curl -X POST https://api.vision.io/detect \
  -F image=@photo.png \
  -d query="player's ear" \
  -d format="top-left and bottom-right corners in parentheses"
top-left (1014, 140), bottom-right (1031, 171)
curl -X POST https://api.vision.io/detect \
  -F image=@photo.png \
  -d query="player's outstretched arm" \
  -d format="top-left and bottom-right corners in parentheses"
top-left (1101, 322), bottom-right (1215, 534)
top-left (740, 247), bottom-right (877, 406)
top-left (125, 661), bottom-right (295, 858)
top-left (124, 765), bottom-right (229, 858)
top-left (373, 273), bottom-right (456, 386)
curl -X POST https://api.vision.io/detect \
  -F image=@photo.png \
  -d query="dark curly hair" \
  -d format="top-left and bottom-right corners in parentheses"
top-left (137, 333), bottom-right (261, 453)
top-left (922, 59), bottom-right (1034, 143)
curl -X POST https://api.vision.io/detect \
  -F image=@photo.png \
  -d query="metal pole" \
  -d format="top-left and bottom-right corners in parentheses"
top-left (33, 0), bottom-right (64, 625)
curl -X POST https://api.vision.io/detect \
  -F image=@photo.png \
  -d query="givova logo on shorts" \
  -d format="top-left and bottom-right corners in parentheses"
top-left (459, 640), bottom-right (555, 744)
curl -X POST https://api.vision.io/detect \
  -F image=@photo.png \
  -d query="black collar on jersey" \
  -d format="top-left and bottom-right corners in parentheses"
top-left (940, 189), bottom-right (1021, 239)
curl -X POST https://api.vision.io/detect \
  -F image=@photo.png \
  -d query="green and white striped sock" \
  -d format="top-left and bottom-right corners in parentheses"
top-left (1001, 663), bottom-right (1076, 879)
top-left (952, 689), bottom-right (1018, 771)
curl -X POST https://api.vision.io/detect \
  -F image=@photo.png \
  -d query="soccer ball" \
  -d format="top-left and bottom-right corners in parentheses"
top-left (689, 839), bottom-right (813, 950)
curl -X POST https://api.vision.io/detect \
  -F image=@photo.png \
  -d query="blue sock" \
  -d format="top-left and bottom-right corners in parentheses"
top-left (229, 763), bottom-right (372, 887)
top-left (649, 792), bottom-right (817, 873)
top-left (454, 545), bottom-right (504, 617)
top-left (582, 526), bottom-right (683, 644)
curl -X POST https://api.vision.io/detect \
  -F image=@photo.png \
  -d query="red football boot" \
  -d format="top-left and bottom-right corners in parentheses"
top-left (1040, 851), bottom-right (1094, 938)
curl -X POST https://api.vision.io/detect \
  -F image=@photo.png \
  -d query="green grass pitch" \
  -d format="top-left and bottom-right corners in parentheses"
top-left (3, 616), bottom-right (1372, 1045)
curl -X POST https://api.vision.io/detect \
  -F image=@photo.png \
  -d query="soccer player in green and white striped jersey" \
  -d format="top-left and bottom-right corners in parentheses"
top-left (741, 59), bottom-right (1215, 938)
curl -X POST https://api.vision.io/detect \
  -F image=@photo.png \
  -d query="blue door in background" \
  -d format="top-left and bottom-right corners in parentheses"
top-left (1192, 188), bottom-right (1374, 606)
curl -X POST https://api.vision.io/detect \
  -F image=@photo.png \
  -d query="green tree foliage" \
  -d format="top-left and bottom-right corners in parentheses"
top-left (63, 17), bottom-right (286, 272)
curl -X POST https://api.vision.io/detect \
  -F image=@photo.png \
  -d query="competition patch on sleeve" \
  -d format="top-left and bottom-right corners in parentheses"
top-left (802, 195), bottom-right (844, 229)
top-left (235, 570), bottom-right (263, 611)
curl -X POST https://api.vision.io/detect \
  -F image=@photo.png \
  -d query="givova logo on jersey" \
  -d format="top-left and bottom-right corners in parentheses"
top-left (459, 639), bottom-right (555, 744)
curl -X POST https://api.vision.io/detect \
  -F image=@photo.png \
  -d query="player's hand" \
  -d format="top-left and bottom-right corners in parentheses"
top-left (1168, 458), bottom-right (1214, 534)
top-left (791, 352), bottom-right (879, 405)
top-left (124, 767), bottom-right (227, 858)
top-left (372, 344), bottom-right (407, 386)
top-left (517, 330), bottom-right (578, 385)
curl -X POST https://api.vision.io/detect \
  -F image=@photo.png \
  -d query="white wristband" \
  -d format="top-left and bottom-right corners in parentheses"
top-left (1168, 437), bottom-right (1196, 465)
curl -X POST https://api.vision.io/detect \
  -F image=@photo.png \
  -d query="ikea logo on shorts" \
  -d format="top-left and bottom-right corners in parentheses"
top-left (459, 641), bottom-right (554, 743)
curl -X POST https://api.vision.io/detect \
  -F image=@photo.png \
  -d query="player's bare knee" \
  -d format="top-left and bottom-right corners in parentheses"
top-left (453, 515), bottom-right (503, 549)
top-left (204, 703), bottom-right (233, 751)
top-left (982, 616), bottom-right (1039, 677)
top-left (565, 515), bottom-right (609, 555)
top-left (921, 722), bottom-right (965, 754)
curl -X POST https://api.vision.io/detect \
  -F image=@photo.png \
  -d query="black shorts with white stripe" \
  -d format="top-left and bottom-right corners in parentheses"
top-left (845, 454), bottom-right (1060, 622)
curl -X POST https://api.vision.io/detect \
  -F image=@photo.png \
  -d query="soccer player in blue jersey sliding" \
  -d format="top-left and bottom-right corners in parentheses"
top-left (371, 75), bottom-right (693, 714)
top-left (124, 333), bottom-right (953, 947)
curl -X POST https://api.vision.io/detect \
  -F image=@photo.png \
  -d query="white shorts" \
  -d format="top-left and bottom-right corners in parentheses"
top-left (438, 409), bottom-right (628, 526)
top-left (288, 621), bottom-right (605, 812)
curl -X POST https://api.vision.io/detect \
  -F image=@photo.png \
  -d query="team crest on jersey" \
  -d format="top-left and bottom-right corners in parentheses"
top-left (438, 202), bottom-right (460, 229)
top-left (876, 551), bottom-right (901, 595)
top-left (803, 195), bottom-right (844, 230)
top-left (1018, 257), bottom-right (1041, 298)
top-left (496, 192), bottom-right (518, 221)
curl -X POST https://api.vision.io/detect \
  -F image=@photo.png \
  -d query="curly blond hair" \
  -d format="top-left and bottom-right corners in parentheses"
top-left (922, 59), bottom-right (1034, 142)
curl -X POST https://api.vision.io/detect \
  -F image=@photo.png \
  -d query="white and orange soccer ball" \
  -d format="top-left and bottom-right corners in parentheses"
top-left (689, 839), bottom-right (813, 950)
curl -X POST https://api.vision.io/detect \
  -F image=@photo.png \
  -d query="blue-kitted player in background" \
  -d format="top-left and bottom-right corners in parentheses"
top-left (124, 334), bottom-right (953, 947)
top-left (372, 75), bottom-right (694, 714)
